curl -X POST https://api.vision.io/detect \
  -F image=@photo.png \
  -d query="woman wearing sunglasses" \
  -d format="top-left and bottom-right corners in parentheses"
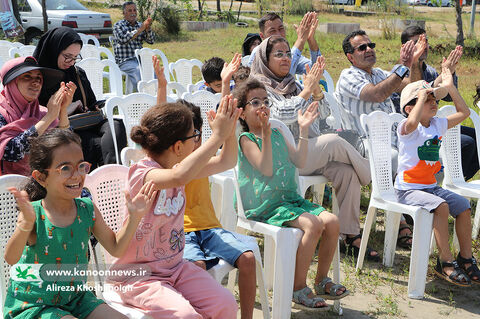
top-left (33, 27), bottom-right (127, 169)
top-left (0, 56), bottom-right (76, 176)
top-left (250, 36), bottom-right (377, 261)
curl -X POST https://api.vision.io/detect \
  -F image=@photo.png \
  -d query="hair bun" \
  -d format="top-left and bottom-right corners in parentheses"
top-left (130, 125), bottom-right (149, 145)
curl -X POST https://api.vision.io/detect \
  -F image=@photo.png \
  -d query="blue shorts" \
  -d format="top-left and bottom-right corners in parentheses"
top-left (395, 186), bottom-right (470, 218)
top-left (184, 228), bottom-right (252, 270)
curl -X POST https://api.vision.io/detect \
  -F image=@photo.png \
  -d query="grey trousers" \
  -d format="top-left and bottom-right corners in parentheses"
top-left (299, 134), bottom-right (371, 235)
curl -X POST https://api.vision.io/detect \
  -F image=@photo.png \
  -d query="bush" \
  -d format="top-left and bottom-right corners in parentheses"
top-left (287, 0), bottom-right (315, 15)
top-left (156, 5), bottom-right (181, 35)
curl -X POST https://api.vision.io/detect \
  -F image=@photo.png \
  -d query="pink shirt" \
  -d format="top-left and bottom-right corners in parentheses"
top-left (112, 157), bottom-right (186, 278)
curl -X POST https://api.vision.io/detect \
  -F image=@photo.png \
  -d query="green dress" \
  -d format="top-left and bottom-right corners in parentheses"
top-left (237, 129), bottom-right (325, 227)
top-left (3, 198), bottom-right (104, 319)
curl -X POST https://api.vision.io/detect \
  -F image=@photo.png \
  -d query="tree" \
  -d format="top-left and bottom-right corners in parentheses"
top-left (454, 0), bottom-right (464, 46)
top-left (42, 0), bottom-right (48, 32)
top-left (217, 0), bottom-right (221, 12)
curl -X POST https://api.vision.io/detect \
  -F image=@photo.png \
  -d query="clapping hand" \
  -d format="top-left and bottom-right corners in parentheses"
top-left (304, 56), bottom-right (325, 94)
top-left (256, 107), bottom-right (271, 138)
top-left (442, 45), bottom-right (462, 75)
top-left (125, 181), bottom-right (157, 221)
top-left (9, 188), bottom-right (35, 232)
top-left (207, 95), bottom-right (241, 138)
top-left (307, 12), bottom-right (319, 42)
top-left (152, 55), bottom-right (168, 88)
top-left (440, 59), bottom-right (454, 89)
top-left (294, 12), bottom-right (314, 44)
top-left (400, 40), bottom-right (415, 68)
top-left (412, 34), bottom-right (427, 62)
top-left (60, 81), bottom-right (77, 110)
top-left (221, 53), bottom-right (242, 83)
top-left (298, 102), bottom-right (319, 131)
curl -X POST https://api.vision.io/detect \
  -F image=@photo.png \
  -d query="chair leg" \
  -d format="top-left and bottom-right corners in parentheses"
top-left (271, 231), bottom-right (299, 319)
top-left (383, 211), bottom-right (401, 267)
top-left (408, 210), bottom-right (434, 299)
top-left (264, 236), bottom-right (275, 290)
top-left (332, 239), bottom-right (343, 315)
top-left (356, 205), bottom-right (377, 271)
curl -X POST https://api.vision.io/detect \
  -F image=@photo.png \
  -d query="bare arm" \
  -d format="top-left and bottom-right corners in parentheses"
top-left (4, 188), bottom-right (37, 265)
top-left (145, 98), bottom-right (241, 188)
top-left (442, 63), bottom-right (469, 129)
top-left (402, 88), bottom-right (431, 135)
top-left (153, 56), bottom-right (167, 104)
top-left (221, 53), bottom-right (241, 97)
top-left (93, 182), bottom-right (157, 258)
top-left (240, 110), bottom-right (273, 176)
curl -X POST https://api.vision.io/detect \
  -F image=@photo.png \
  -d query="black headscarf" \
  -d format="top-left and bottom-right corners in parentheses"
top-left (33, 27), bottom-right (96, 109)
top-left (242, 33), bottom-right (261, 57)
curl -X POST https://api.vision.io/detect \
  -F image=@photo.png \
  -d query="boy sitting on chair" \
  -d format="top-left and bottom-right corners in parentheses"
top-left (395, 64), bottom-right (480, 286)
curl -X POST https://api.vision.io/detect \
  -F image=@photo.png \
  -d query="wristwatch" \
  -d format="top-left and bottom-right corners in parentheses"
top-left (394, 64), bottom-right (410, 79)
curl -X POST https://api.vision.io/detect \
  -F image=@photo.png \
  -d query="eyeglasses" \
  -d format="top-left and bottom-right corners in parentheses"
top-left (62, 53), bottom-right (83, 64)
top-left (353, 42), bottom-right (376, 52)
top-left (46, 161), bottom-right (91, 178)
top-left (246, 98), bottom-right (272, 108)
top-left (181, 129), bottom-right (202, 143)
top-left (272, 51), bottom-right (292, 59)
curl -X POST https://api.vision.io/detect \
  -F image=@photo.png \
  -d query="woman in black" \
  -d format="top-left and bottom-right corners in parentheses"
top-left (33, 27), bottom-right (127, 168)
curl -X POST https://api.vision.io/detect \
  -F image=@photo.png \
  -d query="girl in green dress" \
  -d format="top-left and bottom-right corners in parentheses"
top-left (4, 129), bottom-right (157, 319)
top-left (233, 78), bottom-right (350, 310)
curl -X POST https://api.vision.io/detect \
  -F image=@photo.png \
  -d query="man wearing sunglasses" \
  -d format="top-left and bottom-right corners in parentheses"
top-left (247, 12), bottom-right (321, 76)
top-left (335, 29), bottom-right (415, 138)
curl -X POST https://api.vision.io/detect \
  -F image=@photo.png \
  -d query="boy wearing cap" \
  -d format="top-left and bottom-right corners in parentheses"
top-left (395, 65), bottom-right (480, 286)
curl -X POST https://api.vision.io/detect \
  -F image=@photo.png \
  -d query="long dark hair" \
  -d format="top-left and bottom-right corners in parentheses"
top-left (24, 129), bottom-right (82, 201)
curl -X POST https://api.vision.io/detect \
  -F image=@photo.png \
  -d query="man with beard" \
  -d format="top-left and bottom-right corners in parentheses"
top-left (113, 1), bottom-right (155, 90)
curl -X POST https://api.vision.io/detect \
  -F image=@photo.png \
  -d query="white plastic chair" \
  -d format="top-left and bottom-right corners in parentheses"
top-left (186, 80), bottom-right (204, 93)
top-left (137, 80), bottom-right (186, 102)
top-left (169, 58), bottom-right (203, 88)
top-left (181, 90), bottom-right (221, 143)
top-left (234, 119), bottom-right (342, 318)
top-left (323, 91), bottom-right (343, 130)
top-left (323, 70), bottom-right (335, 93)
top-left (135, 48), bottom-right (171, 82)
top-left (8, 45), bottom-right (35, 59)
top-left (0, 40), bottom-right (18, 65)
top-left (358, 111), bottom-right (434, 299)
top-left (105, 93), bottom-right (157, 163)
top-left (77, 58), bottom-right (123, 100)
top-left (80, 44), bottom-right (115, 61)
top-left (84, 164), bottom-right (149, 318)
top-left (78, 33), bottom-right (100, 47)
top-left (437, 105), bottom-right (480, 240)
top-left (0, 174), bottom-right (29, 317)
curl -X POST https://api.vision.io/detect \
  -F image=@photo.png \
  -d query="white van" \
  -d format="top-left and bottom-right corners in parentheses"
top-left (17, 0), bottom-right (112, 44)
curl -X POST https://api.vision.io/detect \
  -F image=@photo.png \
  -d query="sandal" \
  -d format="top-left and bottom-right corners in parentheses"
top-left (456, 253), bottom-right (480, 284)
top-left (340, 234), bottom-right (381, 262)
top-left (433, 257), bottom-right (471, 287)
top-left (314, 277), bottom-right (350, 300)
top-left (292, 286), bottom-right (330, 311)
top-left (397, 225), bottom-right (413, 249)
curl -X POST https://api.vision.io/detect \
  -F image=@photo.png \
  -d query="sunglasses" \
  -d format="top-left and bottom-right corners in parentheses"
top-left (246, 98), bottom-right (272, 108)
top-left (181, 129), bottom-right (202, 143)
top-left (272, 51), bottom-right (292, 59)
top-left (46, 161), bottom-right (91, 179)
top-left (353, 42), bottom-right (376, 52)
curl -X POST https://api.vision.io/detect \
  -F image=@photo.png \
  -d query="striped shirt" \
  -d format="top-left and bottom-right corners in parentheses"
top-left (335, 66), bottom-right (394, 135)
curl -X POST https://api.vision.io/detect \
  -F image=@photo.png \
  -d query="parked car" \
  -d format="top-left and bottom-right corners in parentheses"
top-left (329, 0), bottom-right (355, 4)
top-left (427, 0), bottom-right (452, 6)
top-left (17, 0), bottom-right (112, 44)
top-left (406, 0), bottom-right (421, 5)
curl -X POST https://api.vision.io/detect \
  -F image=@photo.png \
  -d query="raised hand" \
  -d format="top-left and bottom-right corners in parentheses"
top-left (61, 81), bottom-right (77, 111)
top-left (46, 84), bottom-right (66, 118)
top-left (400, 40), bottom-right (415, 68)
top-left (417, 87), bottom-right (433, 105)
top-left (256, 107), bottom-right (271, 138)
top-left (207, 95), bottom-right (241, 138)
top-left (303, 56), bottom-right (325, 94)
top-left (220, 53), bottom-right (242, 82)
top-left (152, 55), bottom-right (168, 88)
top-left (9, 188), bottom-right (35, 231)
top-left (412, 34), bottom-right (427, 62)
top-left (307, 12), bottom-right (319, 41)
top-left (143, 17), bottom-right (152, 31)
top-left (440, 59), bottom-right (454, 89)
top-left (442, 45), bottom-right (462, 75)
top-left (294, 12), bottom-right (313, 44)
top-left (125, 181), bottom-right (157, 221)
top-left (298, 102), bottom-right (319, 130)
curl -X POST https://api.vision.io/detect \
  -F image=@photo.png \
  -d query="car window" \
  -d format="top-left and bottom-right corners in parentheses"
top-left (18, 0), bottom-right (32, 12)
top-left (46, 0), bottom-right (87, 10)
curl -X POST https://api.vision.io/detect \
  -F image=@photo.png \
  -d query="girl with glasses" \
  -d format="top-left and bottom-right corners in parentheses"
top-left (234, 78), bottom-right (350, 310)
top-left (5, 128), bottom-right (157, 318)
top-left (33, 27), bottom-right (127, 169)
top-left (104, 99), bottom-right (241, 318)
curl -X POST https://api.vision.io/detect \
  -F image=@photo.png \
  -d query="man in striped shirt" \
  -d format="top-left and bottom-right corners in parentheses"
top-left (335, 30), bottom-right (415, 136)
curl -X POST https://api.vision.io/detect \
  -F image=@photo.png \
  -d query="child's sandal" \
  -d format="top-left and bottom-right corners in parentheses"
top-left (433, 257), bottom-right (471, 287)
top-left (314, 277), bottom-right (350, 300)
top-left (292, 286), bottom-right (330, 311)
top-left (456, 253), bottom-right (480, 284)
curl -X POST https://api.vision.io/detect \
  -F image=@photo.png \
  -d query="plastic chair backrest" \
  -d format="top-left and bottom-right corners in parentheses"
top-left (187, 80), bottom-right (204, 93)
top-left (77, 58), bottom-right (123, 99)
top-left (8, 45), bottom-right (35, 59)
top-left (167, 82), bottom-right (187, 99)
top-left (80, 44), bottom-right (115, 61)
top-left (78, 33), bottom-right (100, 47)
top-left (0, 40), bottom-right (16, 63)
top-left (437, 105), bottom-right (465, 184)
top-left (137, 79), bottom-right (157, 96)
top-left (182, 90), bottom-right (221, 143)
top-left (120, 147), bottom-right (145, 167)
top-left (170, 58), bottom-right (203, 88)
top-left (0, 175), bottom-right (29, 310)
top-left (135, 48), bottom-right (171, 82)
top-left (360, 111), bottom-right (402, 198)
top-left (105, 93), bottom-right (157, 162)
top-left (323, 91), bottom-right (343, 130)
top-left (323, 70), bottom-right (334, 93)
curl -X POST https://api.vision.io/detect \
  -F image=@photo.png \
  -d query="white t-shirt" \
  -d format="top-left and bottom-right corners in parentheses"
top-left (395, 117), bottom-right (448, 190)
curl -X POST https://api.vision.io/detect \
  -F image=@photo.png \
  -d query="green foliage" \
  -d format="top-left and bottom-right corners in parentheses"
top-left (216, 10), bottom-right (236, 23)
top-left (287, 0), bottom-right (315, 15)
top-left (156, 5), bottom-right (181, 35)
